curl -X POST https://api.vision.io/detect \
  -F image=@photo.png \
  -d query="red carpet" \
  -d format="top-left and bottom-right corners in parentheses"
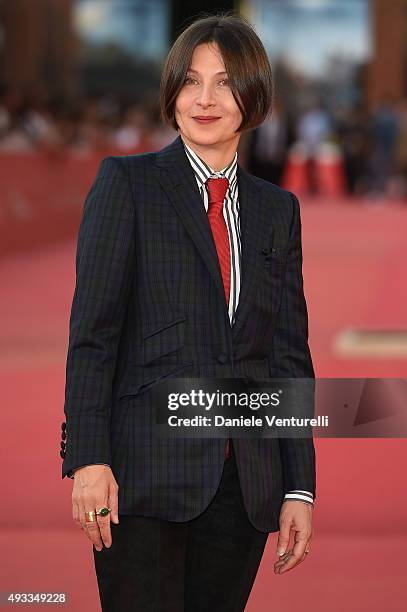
top-left (1, 200), bottom-right (406, 610)
top-left (1, 531), bottom-right (405, 612)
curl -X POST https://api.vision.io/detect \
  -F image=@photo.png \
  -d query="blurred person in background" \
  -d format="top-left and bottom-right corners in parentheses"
top-left (336, 102), bottom-right (372, 196)
top-left (296, 99), bottom-right (332, 193)
top-left (111, 102), bottom-right (154, 152)
top-left (247, 95), bottom-right (288, 186)
top-left (74, 95), bottom-right (111, 153)
top-left (393, 98), bottom-right (407, 200)
top-left (20, 85), bottom-right (62, 154)
top-left (0, 84), bottom-right (11, 138)
top-left (59, 12), bottom-right (316, 611)
top-left (367, 94), bottom-right (400, 199)
top-left (0, 85), bottom-right (33, 151)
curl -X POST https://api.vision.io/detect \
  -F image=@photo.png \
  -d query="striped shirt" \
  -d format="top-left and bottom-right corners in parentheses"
top-left (182, 139), bottom-right (241, 326)
top-left (182, 137), bottom-right (314, 508)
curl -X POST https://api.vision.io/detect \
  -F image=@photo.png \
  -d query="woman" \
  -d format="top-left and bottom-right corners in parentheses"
top-left (60, 12), bottom-right (316, 611)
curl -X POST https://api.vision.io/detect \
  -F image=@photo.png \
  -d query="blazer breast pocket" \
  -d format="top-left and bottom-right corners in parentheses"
top-left (256, 248), bottom-right (287, 318)
top-left (262, 247), bottom-right (287, 274)
top-left (141, 316), bottom-right (186, 366)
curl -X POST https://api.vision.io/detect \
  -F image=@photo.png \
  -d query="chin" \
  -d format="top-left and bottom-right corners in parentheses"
top-left (185, 126), bottom-right (225, 145)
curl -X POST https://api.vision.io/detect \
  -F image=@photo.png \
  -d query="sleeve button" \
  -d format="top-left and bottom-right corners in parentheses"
top-left (217, 353), bottom-right (228, 364)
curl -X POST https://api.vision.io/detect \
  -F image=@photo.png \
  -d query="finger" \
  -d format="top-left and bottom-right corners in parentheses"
top-left (96, 514), bottom-right (112, 548)
top-left (80, 517), bottom-right (93, 539)
top-left (274, 550), bottom-right (294, 574)
top-left (108, 481), bottom-right (120, 524)
top-left (274, 549), bottom-right (293, 565)
top-left (277, 543), bottom-right (307, 574)
top-left (292, 549), bottom-right (310, 570)
top-left (276, 520), bottom-right (291, 556)
top-left (80, 519), bottom-right (93, 541)
top-left (275, 550), bottom-right (292, 565)
top-left (72, 500), bottom-right (81, 529)
top-left (80, 505), bottom-right (103, 551)
top-left (292, 527), bottom-right (311, 560)
top-left (274, 535), bottom-right (311, 573)
top-left (276, 546), bottom-right (293, 559)
top-left (299, 551), bottom-right (309, 563)
top-left (277, 530), bottom-right (312, 574)
top-left (85, 519), bottom-right (104, 551)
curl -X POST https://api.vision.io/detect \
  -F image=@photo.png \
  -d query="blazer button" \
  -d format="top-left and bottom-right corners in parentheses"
top-left (61, 421), bottom-right (66, 432)
top-left (217, 353), bottom-right (228, 364)
top-left (60, 449), bottom-right (66, 459)
top-left (60, 441), bottom-right (66, 450)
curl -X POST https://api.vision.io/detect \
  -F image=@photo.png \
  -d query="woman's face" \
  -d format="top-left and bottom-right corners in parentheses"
top-left (175, 42), bottom-right (243, 150)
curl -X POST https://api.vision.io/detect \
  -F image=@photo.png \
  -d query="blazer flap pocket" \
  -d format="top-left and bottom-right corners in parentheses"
top-left (118, 375), bottom-right (160, 400)
top-left (142, 316), bottom-right (186, 365)
top-left (119, 363), bottom-right (193, 399)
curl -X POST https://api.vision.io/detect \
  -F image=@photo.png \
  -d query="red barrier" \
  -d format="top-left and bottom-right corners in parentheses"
top-left (280, 143), bottom-right (310, 195)
top-left (315, 143), bottom-right (347, 197)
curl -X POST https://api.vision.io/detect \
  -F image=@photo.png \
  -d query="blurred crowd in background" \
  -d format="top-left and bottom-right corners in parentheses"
top-left (1, 83), bottom-right (407, 200)
top-left (1, 0), bottom-right (406, 201)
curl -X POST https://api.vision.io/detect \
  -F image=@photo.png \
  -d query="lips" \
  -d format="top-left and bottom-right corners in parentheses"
top-left (193, 116), bottom-right (221, 124)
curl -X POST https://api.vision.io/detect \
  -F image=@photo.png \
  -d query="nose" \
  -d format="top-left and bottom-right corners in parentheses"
top-left (196, 82), bottom-right (216, 108)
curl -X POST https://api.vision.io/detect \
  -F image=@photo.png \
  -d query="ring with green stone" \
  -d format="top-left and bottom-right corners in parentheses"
top-left (96, 507), bottom-right (111, 517)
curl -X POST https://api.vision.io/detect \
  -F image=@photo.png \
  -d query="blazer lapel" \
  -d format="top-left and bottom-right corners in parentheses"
top-left (231, 165), bottom-right (272, 341)
top-left (154, 135), bottom-right (275, 341)
top-left (155, 135), bottom-right (228, 310)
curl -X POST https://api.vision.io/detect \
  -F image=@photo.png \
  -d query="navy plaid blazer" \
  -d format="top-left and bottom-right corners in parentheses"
top-left (60, 134), bottom-right (316, 533)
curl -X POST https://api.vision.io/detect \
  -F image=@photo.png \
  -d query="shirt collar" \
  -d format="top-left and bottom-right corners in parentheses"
top-left (181, 137), bottom-right (238, 191)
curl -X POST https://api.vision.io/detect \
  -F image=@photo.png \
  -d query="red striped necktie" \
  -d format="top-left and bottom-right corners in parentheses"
top-left (206, 177), bottom-right (230, 306)
top-left (206, 176), bottom-right (232, 459)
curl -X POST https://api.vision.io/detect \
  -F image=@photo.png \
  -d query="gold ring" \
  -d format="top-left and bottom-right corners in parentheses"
top-left (85, 510), bottom-right (97, 522)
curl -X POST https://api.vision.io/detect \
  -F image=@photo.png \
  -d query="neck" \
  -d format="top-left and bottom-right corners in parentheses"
top-left (180, 134), bottom-right (239, 171)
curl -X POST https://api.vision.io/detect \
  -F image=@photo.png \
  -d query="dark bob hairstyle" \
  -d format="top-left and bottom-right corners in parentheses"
top-left (159, 12), bottom-right (274, 133)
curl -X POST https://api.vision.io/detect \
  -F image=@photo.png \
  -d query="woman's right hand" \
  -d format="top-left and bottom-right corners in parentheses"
top-left (72, 465), bottom-right (119, 551)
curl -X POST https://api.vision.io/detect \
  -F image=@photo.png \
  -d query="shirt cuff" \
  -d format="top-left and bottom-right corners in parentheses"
top-left (284, 490), bottom-right (314, 506)
top-left (68, 463), bottom-right (111, 479)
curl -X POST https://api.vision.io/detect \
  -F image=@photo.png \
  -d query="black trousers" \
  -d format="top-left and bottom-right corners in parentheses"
top-left (93, 443), bottom-right (269, 611)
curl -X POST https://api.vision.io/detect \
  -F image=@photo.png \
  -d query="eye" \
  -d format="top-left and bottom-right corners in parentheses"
top-left (219, 79), bottom-right (229, 86)
top-left (184, 76), bottom-right (198, 85)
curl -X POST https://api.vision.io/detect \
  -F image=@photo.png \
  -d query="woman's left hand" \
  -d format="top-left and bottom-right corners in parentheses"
top-left (274, 500), bottom-right (313, 574)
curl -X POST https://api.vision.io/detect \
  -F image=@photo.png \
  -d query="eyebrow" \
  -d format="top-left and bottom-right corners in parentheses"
top-left (187, 68), bottom-right (228, 76)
